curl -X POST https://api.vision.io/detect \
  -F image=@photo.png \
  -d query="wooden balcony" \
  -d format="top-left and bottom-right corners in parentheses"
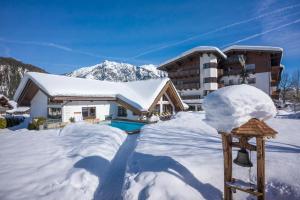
top-left (271, 66), bottom-right (281, 81)
top-left (168, 68), bottom-right (200, 79)
top-left (175, 83), bottom-right (200, 90)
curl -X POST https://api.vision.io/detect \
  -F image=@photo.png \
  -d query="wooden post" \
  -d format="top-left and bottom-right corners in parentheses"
top-left (256, 137), bottom-right (265, 200)
top-left (221, 133), bottom-right (233, 200)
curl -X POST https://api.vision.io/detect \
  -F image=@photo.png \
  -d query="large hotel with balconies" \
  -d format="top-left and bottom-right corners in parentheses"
top-left (158, 45), bottom-right (283, 111)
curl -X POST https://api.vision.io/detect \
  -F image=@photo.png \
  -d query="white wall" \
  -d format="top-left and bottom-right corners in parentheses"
top-left (255, 72), bottom-right (271, 95)
top-left (30, 90), bottom-right (48, 118)
top-left (62, 101), bottom-right (114, 122)
top-left (200, 54), bottom-right (218, 91)
top-left (61, 101), bottom-right (140, 122)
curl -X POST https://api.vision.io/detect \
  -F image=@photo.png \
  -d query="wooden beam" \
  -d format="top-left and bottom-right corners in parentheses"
top-left (226, 182), bottom-right (263, 196)
top-left (257, 137), bottom-right (266, 200)
top-left (53, 96), bottom-right (117, 101)
top-left (221, 133), bottom-right (233, 200)
top-left (231, 137), bottom-right (257, 151)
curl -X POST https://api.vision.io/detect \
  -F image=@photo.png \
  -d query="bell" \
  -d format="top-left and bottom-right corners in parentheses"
top-left (233, 148), bottom-right (253, 167)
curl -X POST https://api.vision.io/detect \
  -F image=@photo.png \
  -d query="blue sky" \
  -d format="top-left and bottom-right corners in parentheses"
top-left (0, 0), bottom-right (299, 74)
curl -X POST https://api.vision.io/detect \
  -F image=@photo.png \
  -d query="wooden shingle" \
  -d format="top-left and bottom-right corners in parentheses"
top-left (231, 118), bottom-right (277, 138)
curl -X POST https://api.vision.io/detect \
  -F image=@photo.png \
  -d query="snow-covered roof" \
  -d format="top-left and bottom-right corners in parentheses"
top-left (223, 45), bottom-right (283, 53)
top-left (203, 84), bottom-right (276, 132)
top-left (0, 94), bottom-right (9, 101)
top-left (183, 99), bottom-right (203, 104)
top-left (8, 100), bottom-right (17, 109)
top-left (14, 72), bottom-right (184, 112)
top-left (159, 46), bottom-right (227, 68)
top-left (6, 106), bottom-right (30, 114)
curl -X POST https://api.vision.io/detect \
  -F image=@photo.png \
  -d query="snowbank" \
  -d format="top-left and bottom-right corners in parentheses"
top-left (123, 112), bottom-right (300, 200)
top-left (203, 84), bottom-right (277, 132)
top-left (0, 123), bottom-right (126, 200)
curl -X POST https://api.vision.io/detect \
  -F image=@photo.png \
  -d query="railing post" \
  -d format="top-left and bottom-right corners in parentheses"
top-left (221, 133), bottom-right (233, 200)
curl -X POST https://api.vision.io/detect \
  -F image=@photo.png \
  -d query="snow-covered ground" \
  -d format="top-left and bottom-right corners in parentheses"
top-left (0, 111), bottom-right (299, 200)
top-left (123, 111), bottom-right (300, 200)
top-left (0, 123), bottom-right (126, 200)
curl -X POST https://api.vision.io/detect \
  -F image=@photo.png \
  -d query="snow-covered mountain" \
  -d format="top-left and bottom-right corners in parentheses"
top-left (0, 57), bottom-right (47, 98)
top-left (66, 60), bottom-right (167, 81)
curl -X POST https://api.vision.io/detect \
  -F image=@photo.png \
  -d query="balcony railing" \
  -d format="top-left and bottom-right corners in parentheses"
top-left (204, 77), bottom-right (218, 83)
top-left (203, 63), bottom-right (218, 69)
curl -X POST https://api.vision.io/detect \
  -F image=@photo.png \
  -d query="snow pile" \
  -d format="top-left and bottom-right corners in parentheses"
top-left (203, 84), bottom-right (277, 132)
top-left (0, 123), bottom-right (126, 200)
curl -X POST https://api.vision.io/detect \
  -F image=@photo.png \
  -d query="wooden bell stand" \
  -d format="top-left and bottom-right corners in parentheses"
top-left (220, 118), bottom-right (277, 200)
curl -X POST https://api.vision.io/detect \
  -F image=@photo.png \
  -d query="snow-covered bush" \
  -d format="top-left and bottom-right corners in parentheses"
top-left (203, 84), bottom-right (276, 132)
top-left (148, 114), bottom-right (160, 122)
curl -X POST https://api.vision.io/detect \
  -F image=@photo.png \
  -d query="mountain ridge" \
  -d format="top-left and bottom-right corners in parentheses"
top-left (66, 60), bottom-right (167, 82)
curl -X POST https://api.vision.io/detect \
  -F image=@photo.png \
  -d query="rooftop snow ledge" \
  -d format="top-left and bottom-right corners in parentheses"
top-left (159, 46), bottom-right (227, 68)
top-left (222, 45), bottom-right (283, 53)
top-left (202, 85), bottom-right (277, 132)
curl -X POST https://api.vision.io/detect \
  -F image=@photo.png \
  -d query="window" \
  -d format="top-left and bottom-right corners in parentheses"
top-left (82, 107), bottom-right (96, 119)
top-left (188, 105), bottom-right (196, 111)
top-left (204, 77), bottom-right (217, 83)
top-left (203, 63), bottom-right (217, 69)
top-left (117, 106), bottom-right (127, 117)
top-left (248, 77), bottom-right (256, 84)
top-left (245, 64), bottom-right (256, 73)
top-left (48, 107), bottom-right (62, 119)
top-left (163, 104), bottom-right (173, 113)
top-left (162, 95), bottom-right (168, 101)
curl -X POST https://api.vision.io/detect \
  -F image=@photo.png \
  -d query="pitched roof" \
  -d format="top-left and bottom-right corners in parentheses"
top-left (158, 46), bottom-right (227, 69)
top-left (14, 72), bottom-right (185, 112)
top-left (231, 118), bottom-right (277, 138)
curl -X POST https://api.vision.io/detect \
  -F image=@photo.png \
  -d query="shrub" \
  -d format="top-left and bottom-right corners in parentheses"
top-left (0, 118), bottom-right (7, 129)
top-left (36, 117), bottom-right (46, 126)
top-left (4, 117), bottom-right (24, 128)
top-left (69, 117), bottom-right (75, 123)
top-left (28, 123), bottom-right (36, 130)
top-left (28, 117), bottom-right (46, 130)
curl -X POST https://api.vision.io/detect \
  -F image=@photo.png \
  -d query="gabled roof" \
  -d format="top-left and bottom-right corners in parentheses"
top-left (14, 72), bottom-right (185, 112)
top-left (231, 118), bottom-right (277, 138)
top-left (223, 45), bottom-right (283, 53)
top-left (158, 46), bottom-right (227, 69)
top-left (0, 94), bottom-right (13, 109)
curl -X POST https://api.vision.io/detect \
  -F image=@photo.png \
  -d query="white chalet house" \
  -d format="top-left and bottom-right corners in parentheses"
top-left (14, 72), bottom-right (186, 122)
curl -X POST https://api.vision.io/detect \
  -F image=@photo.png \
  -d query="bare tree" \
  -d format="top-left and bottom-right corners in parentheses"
top-left (279, 72), bottom-right (292, 104)
top-left (292, 69), bottom-right (300, 102)
top-left (239, 55), bottom-right (249, 84)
